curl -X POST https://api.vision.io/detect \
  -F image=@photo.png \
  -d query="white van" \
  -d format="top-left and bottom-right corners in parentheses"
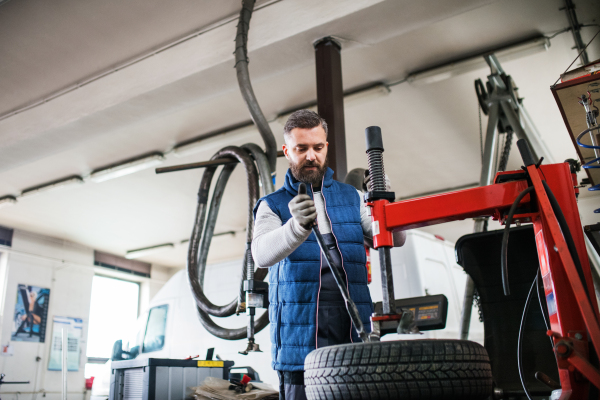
top-left (91, 229), bottom-right (484, 398)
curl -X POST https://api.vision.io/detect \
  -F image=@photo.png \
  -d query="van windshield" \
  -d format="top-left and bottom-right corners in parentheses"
top-left (142, 305), bottom-right (168, 353)
top-left (125, 311), bottom-right (148, 358)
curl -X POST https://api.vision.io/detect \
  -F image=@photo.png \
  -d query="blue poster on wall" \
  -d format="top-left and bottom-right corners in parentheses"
top-left (11, 284), bottom-right (50, 343)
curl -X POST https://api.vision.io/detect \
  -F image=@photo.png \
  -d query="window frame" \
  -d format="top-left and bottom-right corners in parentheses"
top-left (86, 274), bottom-right (141, 359)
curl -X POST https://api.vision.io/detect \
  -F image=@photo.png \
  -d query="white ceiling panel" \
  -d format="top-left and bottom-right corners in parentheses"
top-left (0, 0), bottom-right (598, 267)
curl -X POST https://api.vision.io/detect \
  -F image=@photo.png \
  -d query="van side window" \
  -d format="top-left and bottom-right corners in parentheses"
top-left (142, 305), bottom-right (168, 353)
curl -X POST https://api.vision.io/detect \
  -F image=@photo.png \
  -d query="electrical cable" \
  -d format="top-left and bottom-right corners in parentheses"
top-left (518, 274), bottom-right (539, 400)
top-left (501, 185), bottom-right (535, 296)
top-left (544, 24), bottom-right (600, 40)
top-left (545, 27), bottom-right (572, 40)
top-left (553, 28), bottom-right (600, 87)
top-left (186, 0), bottom-right (277, 340)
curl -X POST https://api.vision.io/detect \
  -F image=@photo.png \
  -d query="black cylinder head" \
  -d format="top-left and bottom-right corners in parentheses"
top-left (365, 126), bottom-right (384, 152)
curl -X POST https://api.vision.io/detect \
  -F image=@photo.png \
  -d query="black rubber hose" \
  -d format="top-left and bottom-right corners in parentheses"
top-left (196, 305), bottom-right (270, 341)
top-left (187, 144), bottom-right (273, 338)
top-left (541, 180), bottom-right (592, 305)
top-left (195, 145), bottom-right (272, 315)
top-left (188, 147), bottom-right (259, 317)
top-left (186, 0), bottom-right (277, 340)
top-left (196, 164), bottom-right (236, 295)
top-left (542, 179), bottom-right (600, 379)
top-left (501, 186), bottom-right (536, 296)
top-left (235, 0), bottom-right (278, 174)
top-left (242, 143), bottom-right (275, 195)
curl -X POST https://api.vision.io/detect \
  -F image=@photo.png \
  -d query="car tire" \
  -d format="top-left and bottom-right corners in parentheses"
top-left (304, 339), bottom-right (493, 400)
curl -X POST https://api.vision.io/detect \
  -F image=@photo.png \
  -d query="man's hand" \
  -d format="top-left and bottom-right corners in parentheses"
top-left (289, 194), bottom-right (317, 229)
top-left (363, 170), bottom-right (391, 192)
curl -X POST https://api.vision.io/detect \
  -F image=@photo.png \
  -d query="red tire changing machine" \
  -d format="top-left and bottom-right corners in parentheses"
top-left (366, 133), bottom-right (600, 399)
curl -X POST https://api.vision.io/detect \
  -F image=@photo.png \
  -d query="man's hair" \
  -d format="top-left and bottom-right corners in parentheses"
top-left (283, 109), bottom-right (328, 142)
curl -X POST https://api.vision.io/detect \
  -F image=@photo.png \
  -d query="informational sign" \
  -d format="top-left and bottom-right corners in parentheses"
top-left (1, 343), bottom-right (14, 356)
top-left (48, 316), bottom-right (83, 371)
top-left (11, 284), bottom-right (50, 343)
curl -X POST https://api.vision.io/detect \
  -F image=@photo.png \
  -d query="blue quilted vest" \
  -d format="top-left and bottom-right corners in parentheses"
top-left (253, 168), bottom-right (373, 372)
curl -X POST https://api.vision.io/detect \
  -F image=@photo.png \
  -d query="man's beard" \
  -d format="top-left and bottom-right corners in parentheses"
top-left (290, 158), bottom-right (328, 186)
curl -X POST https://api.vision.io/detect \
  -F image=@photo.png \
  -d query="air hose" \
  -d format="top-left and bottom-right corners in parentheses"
top-left (501, 171), bottom-right (594, 310)
top-left (501, 186), bottom-right (535, 296)
top-left (541, 180), bottom-right (591, 305)
top-left (235, 0), bottom-right (278, 175)
top-left (186, 0), bottom-right (278, 340)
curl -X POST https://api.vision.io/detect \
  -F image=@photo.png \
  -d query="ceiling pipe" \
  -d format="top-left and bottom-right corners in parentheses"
top-left (561, 0), bottom-right (589, 65)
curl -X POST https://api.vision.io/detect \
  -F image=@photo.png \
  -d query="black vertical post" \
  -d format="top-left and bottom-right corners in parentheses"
top-left (314, 37), bottom-right (347, 182)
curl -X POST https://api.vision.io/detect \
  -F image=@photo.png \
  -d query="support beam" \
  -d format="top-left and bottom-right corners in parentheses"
top-left (562, 0), bottom-right (589, 65)
top-left (314, 37), bottom-right (347, 182)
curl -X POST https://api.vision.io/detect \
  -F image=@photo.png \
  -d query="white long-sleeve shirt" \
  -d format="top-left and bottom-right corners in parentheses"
top-left (252, 189), bottom-right (405, 268)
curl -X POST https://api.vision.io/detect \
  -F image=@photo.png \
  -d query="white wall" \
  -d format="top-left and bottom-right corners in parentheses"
top-left (0, 228), bottom-right (177, 400)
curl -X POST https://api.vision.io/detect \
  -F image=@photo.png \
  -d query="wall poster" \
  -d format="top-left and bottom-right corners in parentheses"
top-left (11, 284), bottom-right (51, 342)
top-left (48, 316), bottom-right (82, 371)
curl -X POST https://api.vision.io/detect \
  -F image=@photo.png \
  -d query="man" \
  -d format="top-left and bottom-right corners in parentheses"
top-left (252, 110), bottom-right (405, 400)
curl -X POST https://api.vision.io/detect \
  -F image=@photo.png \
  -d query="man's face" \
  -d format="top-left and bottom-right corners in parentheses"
top-left (282, 125), bottom-right (328, 186)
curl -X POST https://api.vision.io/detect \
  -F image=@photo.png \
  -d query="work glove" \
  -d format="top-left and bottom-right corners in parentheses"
top-left (363, 170), bottom-right (391, 192)
top-left (289, 193), bottom-right (317, 230)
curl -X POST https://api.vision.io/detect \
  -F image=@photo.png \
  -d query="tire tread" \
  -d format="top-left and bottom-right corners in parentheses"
top-left (305, 340), bottom-right (492, 400)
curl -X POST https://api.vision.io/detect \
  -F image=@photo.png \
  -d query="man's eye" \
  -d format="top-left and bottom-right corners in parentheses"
top-left (297, 147), bottom-right (307, 152)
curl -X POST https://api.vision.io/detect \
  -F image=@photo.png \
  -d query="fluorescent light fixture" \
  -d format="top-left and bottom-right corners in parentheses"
top-left (407, 37), bottom-right (550, 85)
top-left (90, 152), bottom-right (165, 182)
top-left (125, 243), bottom-right (174, 259)
top-left (343, 84), bottom-right (390, 107)
top-left (0, 196), bottom-right (17, 208)
top-left (174, 126), bottom-right (260, 159)
top-left (21, 176), bottom-right (84, 198)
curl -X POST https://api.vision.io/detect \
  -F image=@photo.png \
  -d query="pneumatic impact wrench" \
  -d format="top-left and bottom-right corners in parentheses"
top-left (297, 182), bottom-right (370, 342)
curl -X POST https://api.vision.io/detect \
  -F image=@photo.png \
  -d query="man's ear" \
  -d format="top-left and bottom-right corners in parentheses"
top-left (282, 144), bottom-right (290, 160)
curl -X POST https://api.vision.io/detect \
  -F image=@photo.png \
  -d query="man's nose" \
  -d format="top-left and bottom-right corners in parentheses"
top-left (306, 148), bottom-right (316, 161)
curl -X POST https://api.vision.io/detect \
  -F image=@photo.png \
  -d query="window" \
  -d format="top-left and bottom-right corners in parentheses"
top-left (85, 276), bottom-right (139, 378)
top-left (142, 305), bottom-right (168, 353)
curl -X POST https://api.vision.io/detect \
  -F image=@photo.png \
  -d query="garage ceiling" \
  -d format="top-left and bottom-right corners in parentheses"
top-left (0, 0), bottom-right (598, 267)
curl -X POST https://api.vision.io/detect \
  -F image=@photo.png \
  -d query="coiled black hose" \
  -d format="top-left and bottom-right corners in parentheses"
top-left (187, 146), bottom-right (273, 339)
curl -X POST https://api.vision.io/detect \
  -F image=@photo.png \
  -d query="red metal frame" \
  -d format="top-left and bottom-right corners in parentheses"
top-left (367, 162), bottom-right (600, 399)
